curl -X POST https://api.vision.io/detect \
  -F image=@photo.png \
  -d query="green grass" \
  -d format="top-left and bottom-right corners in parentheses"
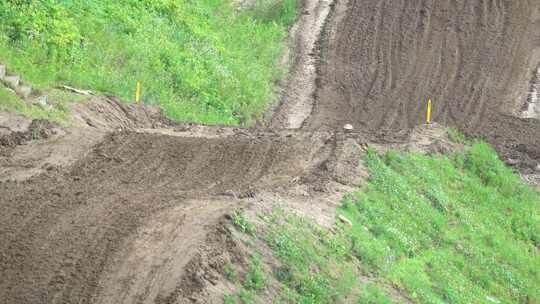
top-left (224, 253), bottom-right (266, 304)
top-left (0, 0), bottom-right (299, 125)
top-left (0, 86), bottom-right (71, 123)
top-left (229, 142), bottom-right (539, 304)
top-left (447, 128), bottom-right (467, 144)
top-left (244, 254), bottom-right (267, 291)
top-left (233, 211), bottom-right (256, 236)
top-left (229, 209), bottom-right (377, 303)
top-left (260, 211), bottom-right (361, 303)
top-left (340, 143), bottom-right (540, 303)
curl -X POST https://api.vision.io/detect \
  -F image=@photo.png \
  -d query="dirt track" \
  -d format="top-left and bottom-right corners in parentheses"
top-left (1, 0), bottom-right (540, 303)
top-left (307, 0), bottom-right (540, 168)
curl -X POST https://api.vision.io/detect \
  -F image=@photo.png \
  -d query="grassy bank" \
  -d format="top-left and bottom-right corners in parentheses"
top-left (0, 0), bottom-right (298, 125)
top-left (0, 87), bottom-right (73, 123)
top-left (230, 142), bottom-right (539, 303)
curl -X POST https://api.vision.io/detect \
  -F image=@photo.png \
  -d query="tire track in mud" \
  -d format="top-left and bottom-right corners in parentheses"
top-left (305, 0), bottom-right (540, 168)
top-left (0, 1), bottom-right (346, 301)
top-left (0, 124), bottom-right (356, 303)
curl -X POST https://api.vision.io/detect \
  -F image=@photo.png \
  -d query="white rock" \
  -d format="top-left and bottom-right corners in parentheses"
top-left (0, 65), bottom-right (5, 79)
top-left (506, 158), bottom-right (519, 166)
top-left (34, 96), bottom-right (49, 107)
top-left (343, 124), bottom-right (354, 131)
top-left (3, 75), bottom-right (20, 89)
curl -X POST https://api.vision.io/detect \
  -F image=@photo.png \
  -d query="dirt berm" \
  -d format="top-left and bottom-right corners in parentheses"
top-left (0, 95), bottom-right (378, 303)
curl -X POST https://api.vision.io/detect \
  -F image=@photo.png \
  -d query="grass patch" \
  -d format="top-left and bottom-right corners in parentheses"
top-left (358, 284), bottom-right (394, 304)
top-left (230, 210), bottom-right (375, 303)
top-left (233, 211), bottom-right (256, 236)
top-left (340, 143), bottom-right (540, 303)
top-left (244, 254), bottom-right (266, 291)
top-left (0, 0), bottom-right (299, 125)
top-left (447, 128), bottom-right (467, 144)
top-left (225, 262), bottom-right (238, 283)
top-left (229, 142), bottom-right (539, 303)
top-left (223, 294), bottom-right (236, 304)
top-left (0, 86), bottom-right (70, 123)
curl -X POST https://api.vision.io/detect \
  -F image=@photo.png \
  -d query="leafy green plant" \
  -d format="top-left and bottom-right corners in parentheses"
top-left (224, 262), bottom-right (237, 283)
top-left (232, 212), bottom-right (255, 235)
top-left (447, 128), bottom-right (467, 144)
top-left (223, 294), bottom-right (236, 304)
top-left (244, 254), bottom-right (266, 291)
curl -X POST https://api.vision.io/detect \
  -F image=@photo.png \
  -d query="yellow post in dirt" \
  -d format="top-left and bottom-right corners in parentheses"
top-left (426, 98), bottom-right (432, 125)
top-left (135, 81), bottom-right (142, 103)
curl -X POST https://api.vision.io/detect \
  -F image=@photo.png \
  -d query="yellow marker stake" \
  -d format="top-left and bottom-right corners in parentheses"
top-left (135, 81), bottom-right (141, 103)
top-left (426, 98), bottom-right (432, 125)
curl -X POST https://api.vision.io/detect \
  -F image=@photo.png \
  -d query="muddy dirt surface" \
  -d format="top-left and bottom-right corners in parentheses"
top-left (0, 119), bottom-right (56, 156)
top-left (0, 96), bottom-right (376, 303)
top-left (306, 0), bottom-right (540, 169)
top-left (269, 0), bottom-right (334, 129)
top-left (1, 0), bottom-right (540, 303)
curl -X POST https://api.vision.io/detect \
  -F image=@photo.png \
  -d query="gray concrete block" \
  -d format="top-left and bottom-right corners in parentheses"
top-left (4, 75), bottom-right (20, 89)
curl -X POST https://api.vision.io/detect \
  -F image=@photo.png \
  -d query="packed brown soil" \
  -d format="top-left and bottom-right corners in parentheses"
top-left (307, 0), bottom-right (540, 169)
top-left (0, 111), bottom-right (372, 303)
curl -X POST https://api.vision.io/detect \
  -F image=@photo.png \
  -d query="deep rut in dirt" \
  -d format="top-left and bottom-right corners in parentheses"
top-left (1, 0), bottom-right (540, 303)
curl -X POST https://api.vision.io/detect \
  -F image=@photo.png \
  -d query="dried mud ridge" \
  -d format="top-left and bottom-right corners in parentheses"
top-left (2, 0), bottom-right (540, 303)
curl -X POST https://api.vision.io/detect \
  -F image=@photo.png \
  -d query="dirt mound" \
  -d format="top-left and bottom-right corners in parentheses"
top-left (303, 0), bottom-right (540, 167)
top-left (0, 96), bottom-right (171, 182)
top-left (0, 119), bottom-right (56, 156)
top-left (0, 126), bottom-right (370, 303)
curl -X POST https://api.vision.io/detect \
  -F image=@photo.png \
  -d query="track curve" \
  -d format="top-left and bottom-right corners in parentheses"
top-left (305, 0), bottom-right (540, 167)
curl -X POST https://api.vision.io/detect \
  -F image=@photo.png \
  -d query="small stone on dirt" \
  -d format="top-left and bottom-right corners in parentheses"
top-left (506, 158), bottom-right (520, 166)
top-left (535, 164), bottom-right (540, 172)
top-left (343, 124), bottom-right (354, 132)
top-left (222, 189), bottom-right (237, 198)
